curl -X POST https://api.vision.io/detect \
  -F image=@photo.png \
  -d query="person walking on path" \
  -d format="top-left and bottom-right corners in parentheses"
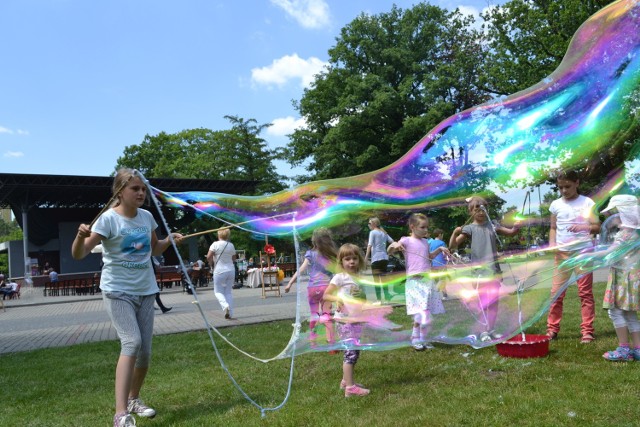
top-left (207, 228), bottom-right (237, 319)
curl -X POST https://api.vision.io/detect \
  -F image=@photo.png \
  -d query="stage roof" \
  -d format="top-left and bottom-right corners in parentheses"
top-left (0, 173), bottom-right (258, 245)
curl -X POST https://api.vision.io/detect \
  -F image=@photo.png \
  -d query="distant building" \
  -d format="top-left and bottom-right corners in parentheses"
top-left (0, 173), bottom-right (257, 281)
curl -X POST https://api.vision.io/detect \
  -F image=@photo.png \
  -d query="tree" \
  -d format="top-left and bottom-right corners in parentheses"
top-left (116, 128), bottom-right (218, 179)
top-left (0, 217), bottom-right (23, 274)
top-left (286, 4), bottom-right (488, 181)
top-left (222, 115), bottom-right (286, 195)
top-left (480, 0), bottom-right (612, 96)
top-left (115, 117), bottom-right (286, 194)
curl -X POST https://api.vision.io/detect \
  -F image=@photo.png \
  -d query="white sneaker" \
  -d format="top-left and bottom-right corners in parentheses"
top-left (479, 332), bottom-right (492, 343)
top-left (114, 412), bottom-right (136, 427)
top-left (127, 398), bottom-right (156, 418)
top-left (411, 338), bottom-right (426, 351)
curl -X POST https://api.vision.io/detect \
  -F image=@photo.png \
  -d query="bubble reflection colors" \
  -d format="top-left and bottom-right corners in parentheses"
top-left (159, 0), bottom-right (640, 239)
top-left (156, 0), bottom-right (640, 353)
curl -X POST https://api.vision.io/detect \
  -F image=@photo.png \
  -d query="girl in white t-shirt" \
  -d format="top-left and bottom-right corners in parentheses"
top-left (72, 168), bottom-right (183, 427)
top-left (546, 170), bottom-right (600, 343)
top-left (207, 228), bottom-right (237, 319)
top-left (323, 243), bottom-right (371, 397)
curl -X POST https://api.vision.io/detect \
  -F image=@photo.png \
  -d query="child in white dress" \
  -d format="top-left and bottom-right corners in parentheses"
top-left (388, 213), bottom-right (449, 351)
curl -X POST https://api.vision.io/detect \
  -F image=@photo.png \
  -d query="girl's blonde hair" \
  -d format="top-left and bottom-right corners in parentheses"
top-left (218, 227), bottom-right (231, 241)
top-left (311, 227), bottom-right (337, 261)
top-left (337, 243), bottom-right (365, 272)
top-left (112, 168), bottom-right (139, 207)
top-left (407, 213), bottom-right (428, 228)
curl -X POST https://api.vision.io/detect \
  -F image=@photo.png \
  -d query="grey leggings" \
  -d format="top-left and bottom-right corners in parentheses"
top-left (103, 291), bottom-right (155, 368)
top-left (608, 307), bottom-right (640, 332)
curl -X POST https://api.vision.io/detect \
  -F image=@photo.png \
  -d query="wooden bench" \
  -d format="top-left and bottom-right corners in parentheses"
top-left (43, 277), bottom-right (99, 296)
top-left (277, 262), bottom-right (297, 278)
top-left (156, 271), bottom-right (183, 290)
top-left (44, 281), bottom-right (62, 296)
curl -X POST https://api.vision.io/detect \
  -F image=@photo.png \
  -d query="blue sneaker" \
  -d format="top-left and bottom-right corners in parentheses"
top-left (632, 348), bottom-right (640, 361)
top-left (603, 346), bottom-right (633, 361)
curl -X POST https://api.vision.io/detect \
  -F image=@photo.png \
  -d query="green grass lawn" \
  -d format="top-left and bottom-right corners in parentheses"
top-left (1, 282), bottom-right (638, 427)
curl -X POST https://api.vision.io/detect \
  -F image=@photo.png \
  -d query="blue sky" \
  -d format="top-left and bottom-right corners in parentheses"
top-left (0, 0), bottom-right (504, 182)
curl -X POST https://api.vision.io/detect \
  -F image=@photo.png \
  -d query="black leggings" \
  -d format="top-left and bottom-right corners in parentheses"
top-left (371, 260), bottom-right (391, 300)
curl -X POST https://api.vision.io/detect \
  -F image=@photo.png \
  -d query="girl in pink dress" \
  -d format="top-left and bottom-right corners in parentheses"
top-left (388, 213), bottom-right (449, 351)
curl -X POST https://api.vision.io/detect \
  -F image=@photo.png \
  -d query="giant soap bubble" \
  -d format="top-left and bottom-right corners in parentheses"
top-left (156, 0), bottom-right (640, 354)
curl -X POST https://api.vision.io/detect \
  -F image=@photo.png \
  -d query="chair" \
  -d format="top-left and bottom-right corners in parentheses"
top-left (50, 281), bottom-right (61, 296)
top-left (259, 250), bottom-right (281, 298)
top-left (9, 282), bottom-right (21, 299)
top-left (92, 274), bottom-right (101, 294)
top-left (61, 279), bottom-right (72, 296)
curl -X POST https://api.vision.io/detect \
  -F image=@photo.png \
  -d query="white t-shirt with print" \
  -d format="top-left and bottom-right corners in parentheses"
top-left (330, 272), bottom-right (364, 319)
top-left (92, 208), bottom-right (158, 295)
top-left (550, 195), bottom-right (595, 252)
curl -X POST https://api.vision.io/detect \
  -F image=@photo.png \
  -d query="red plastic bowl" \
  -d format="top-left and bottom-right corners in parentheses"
top-left (496, 334), bottom-right (550, 358)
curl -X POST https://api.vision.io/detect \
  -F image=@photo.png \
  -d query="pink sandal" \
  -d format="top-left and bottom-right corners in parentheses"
top-left (581, 333), bottom-right (595, 344)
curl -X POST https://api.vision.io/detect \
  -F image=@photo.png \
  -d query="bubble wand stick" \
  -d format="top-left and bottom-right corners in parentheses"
top-left (179, 213), bottom-right (294, 240)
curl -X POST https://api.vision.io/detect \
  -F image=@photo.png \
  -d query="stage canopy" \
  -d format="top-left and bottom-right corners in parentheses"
top-left (0, 173), bottom-right (258, 245)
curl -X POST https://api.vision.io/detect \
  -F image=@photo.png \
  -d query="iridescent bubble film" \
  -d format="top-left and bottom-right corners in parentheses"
top-left (156, 0), bottom-right (640, 354)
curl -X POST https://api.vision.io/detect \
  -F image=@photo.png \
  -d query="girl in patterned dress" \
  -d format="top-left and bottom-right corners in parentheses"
top-left (599, 195), bottom-right (640, 361)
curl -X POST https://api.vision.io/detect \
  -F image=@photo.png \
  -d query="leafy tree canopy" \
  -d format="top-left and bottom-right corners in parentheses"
top-left (480, 0), bottom-right (613, 96)
top-left (115, 116), bottom-right (286, 195)
top-left (286, 0), bottom-right (637, 197)
top-left (286, 3), bottom-right (488, 181)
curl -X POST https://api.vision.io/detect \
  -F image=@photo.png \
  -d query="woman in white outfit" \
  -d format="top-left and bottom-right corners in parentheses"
top-left (207, 228), bottom-right (237, 319)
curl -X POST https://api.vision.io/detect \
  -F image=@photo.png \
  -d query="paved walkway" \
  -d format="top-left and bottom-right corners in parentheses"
top-left (0, 281), bottom-right (303, 355)
top-left (0, 264), bottom-right (610, 355)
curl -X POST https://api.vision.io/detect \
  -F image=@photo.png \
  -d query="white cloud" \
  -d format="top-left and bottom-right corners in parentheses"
top-left (271, 0), bottom-right (331, 29)
top-left (251, 54), bottom-right (328, 88)
top-left (4, 151), bottom-right (24, 158)
top-left (268, 116), bottom-right (307, 136)
top-left (457, 5), bottom-right (480, 19)
top-left (454, 4), bottom-right (496, 29)
top-left (0, 126), bottom-right (29, 135)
